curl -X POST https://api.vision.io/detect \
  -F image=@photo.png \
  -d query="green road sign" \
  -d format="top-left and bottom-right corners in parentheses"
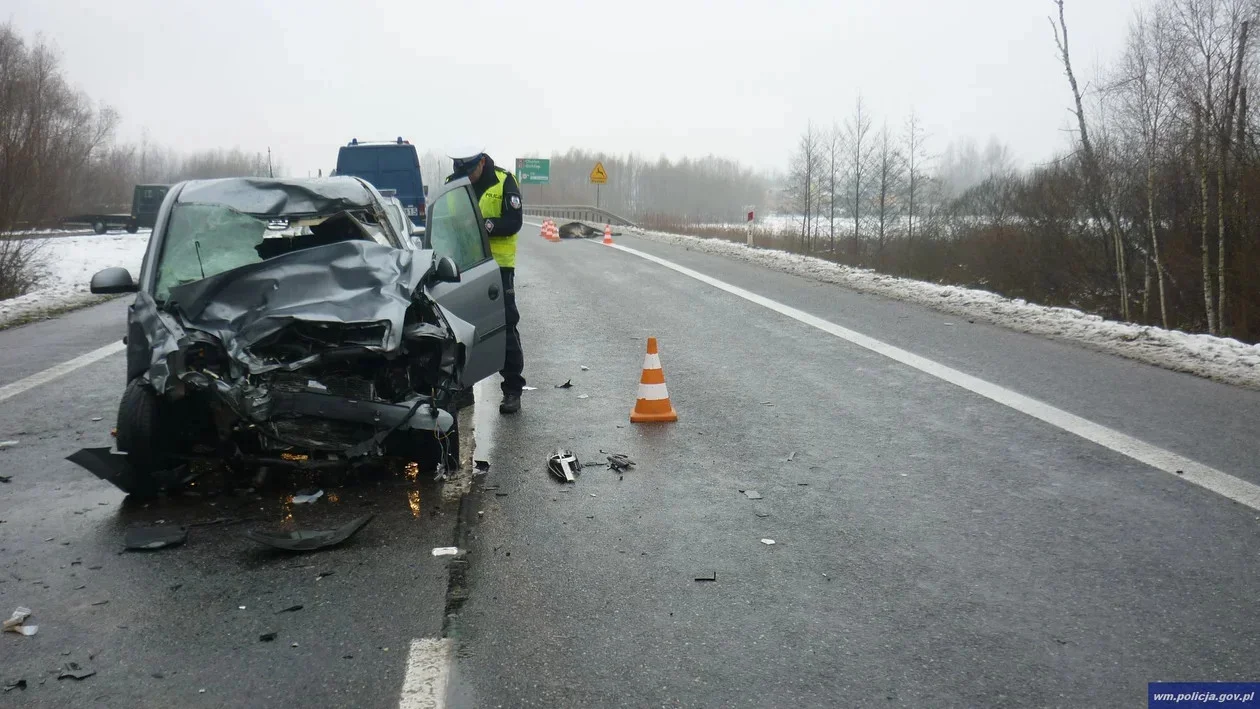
top-left (515, 158), bottom-right (550, 184)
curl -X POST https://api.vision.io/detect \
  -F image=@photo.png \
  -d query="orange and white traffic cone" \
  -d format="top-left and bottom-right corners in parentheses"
top-left (539, 220), bottom-right (551, 239)
top-left (602, 224), bottom-right (614, 245)
top-left (547, 221), bottom-right (561, 242)
top-left (630, 337), bottom-right (677, 423)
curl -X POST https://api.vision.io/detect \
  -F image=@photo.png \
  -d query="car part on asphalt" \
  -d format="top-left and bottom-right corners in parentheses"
top-left (291, 489), bottom-right (323, 504)
top-left (3, 607), bottom-right (36, 636)
top-left (548, 449), bottom-right (580, 483)
top-left (276, 605), bottom-right (303, 614)
top-left (555, 379), bottom-right (573, 388)
top-left (742, 490), bottom-right (763, 500)
top-left (431, 547), bottom-right (462, 557)
top-left (607, 454), bottom-right (635, 472)
top-left (694, 572), bottom-right (717, 582)
top-left (124, 526), bottom-right (189, 551)
top-left (57, 664), bottom-right (96, 681)
top-left (760, 539), bottom-right (776, 545)
top-left (244, 514), bottom-right (374, 552)
top-left (3, 679), bottom-right (27, 692)
top-left (259, 632), bottom-right (277, 642)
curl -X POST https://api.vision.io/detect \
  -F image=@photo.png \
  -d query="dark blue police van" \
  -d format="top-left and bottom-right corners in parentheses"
top-left (333, 138), bottom-right (426, 227)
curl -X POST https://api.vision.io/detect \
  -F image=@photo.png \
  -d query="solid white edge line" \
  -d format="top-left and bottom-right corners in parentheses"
top-left (601, 241), bottom-right (1260, 512)
top-left (0, 340), bottom-right (126, 404)
top-left (400, 638), bottom-right (453, 709)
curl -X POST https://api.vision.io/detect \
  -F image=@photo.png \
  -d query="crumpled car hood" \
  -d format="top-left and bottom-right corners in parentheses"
top-left (136, 240), bottom-right (446, 390)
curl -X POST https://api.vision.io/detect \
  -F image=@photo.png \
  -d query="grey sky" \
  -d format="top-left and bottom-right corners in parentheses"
top-left (8, 0), bottom-right (1136, 178)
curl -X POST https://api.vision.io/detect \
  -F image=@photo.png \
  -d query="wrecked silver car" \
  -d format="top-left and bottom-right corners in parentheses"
top-left (73, 176), bottom-right (506, 496)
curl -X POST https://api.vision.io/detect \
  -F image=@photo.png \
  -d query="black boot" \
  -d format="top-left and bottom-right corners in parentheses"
top-left (499, 393), bottom-right (521, 415)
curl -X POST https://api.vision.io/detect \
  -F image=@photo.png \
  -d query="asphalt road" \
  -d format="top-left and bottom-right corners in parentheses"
top-left (446, 223), bottom-right (1260, 708)
top-left (1, 223), bottom-right (1258, 708)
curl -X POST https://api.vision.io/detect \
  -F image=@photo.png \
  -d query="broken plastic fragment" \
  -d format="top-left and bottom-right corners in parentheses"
top-left (474, 460), bottom-right (490, 472)
top-left (577, 394), bottom-right (589, 399)
top-left (259, 632), bottom-right (277, 642)
top-left (580, 365), bottom-right (590, 371)
top-left (4, 607), bottom-right (32, 634)
top-left (555, 379), bottom-right (573, 389)
top-left (742, 490), bottom-right (763, 500)
top-left (276, 605), bottom-right (304, 614)
top-left (124, 526), bottom-right (188, 551)
top-left (694, 572), bottom-right (717, 582)
top-left (0, 440), bottom-right (17, 449)
top-left (3, 679), bottom-right (27, 692)
top-left (0, 475), bottom-right (10, 483)
top-left (522, 386), bottom-right (538, 391)
top-left (607, 454), bottom-right (635, 472)
top-left (431, 547), bottom-right (461, 557)
top-left (244, 515), bottom-right (373, 552)
top-left (291, 489), bottom-right (324, 505)
top-left (786, 451), bottom-right (797, 462)
top-left (57, 665), bottom-right (95, 681)
top-left (760, 539), bottom-right (776, 545)
top-left (547, 449), bottom-right (580, 483)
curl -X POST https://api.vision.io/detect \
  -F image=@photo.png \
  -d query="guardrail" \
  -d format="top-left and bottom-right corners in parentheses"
top-left (522, 205), bottom-right (637, 228)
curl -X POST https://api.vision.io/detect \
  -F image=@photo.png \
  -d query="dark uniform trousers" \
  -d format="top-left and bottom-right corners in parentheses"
top-left (499, 267), bottom-right (526, 395)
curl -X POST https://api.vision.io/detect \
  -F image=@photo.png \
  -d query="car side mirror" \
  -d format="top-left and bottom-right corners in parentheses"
top-left (90, 267), bottom-right (139, 294)
top-left (434, 256), bottom-right (460, 283)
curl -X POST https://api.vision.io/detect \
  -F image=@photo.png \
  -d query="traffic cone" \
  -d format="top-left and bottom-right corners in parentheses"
top-left (630, 337), bottom-right (677, 423)
top-left (602, 224), bottom-right (614, 245)
top-left (539, 220), bottom-right (550, 239)
top-left (547, 221), bottom-right (561, 242)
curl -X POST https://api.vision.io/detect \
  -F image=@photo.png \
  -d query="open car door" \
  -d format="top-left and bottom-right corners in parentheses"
top-left (422, 179), bottom-right (507, 387)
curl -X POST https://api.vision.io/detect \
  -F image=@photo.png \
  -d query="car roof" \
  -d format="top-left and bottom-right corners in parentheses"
top-left (174, 176), bottom-right (381, 217)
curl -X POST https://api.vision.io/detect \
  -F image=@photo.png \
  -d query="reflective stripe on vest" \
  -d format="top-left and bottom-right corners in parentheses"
top-left (480, 168), bottom-right (517, 269)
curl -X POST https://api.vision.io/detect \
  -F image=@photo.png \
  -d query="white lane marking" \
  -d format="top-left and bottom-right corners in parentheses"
top-left (603, 241), bottom-right (1260, 511)
top-left (399, 638), bottom-right (453, 709)
top-left (0, 341), bottom-right (125, 404)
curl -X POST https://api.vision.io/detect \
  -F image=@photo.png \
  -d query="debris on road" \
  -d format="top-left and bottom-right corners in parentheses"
top-left (90, 600), bottom-right (109, 607)
top-left (259, 632), bottom-right (277, 642)
top-left (577, 394), bottom-right (590, 399)
top-left (786, 451), bottom-right (797, 462)
top-left (760, 539), bottom-right (776, 545)
top-left (0, 440), bottom-right (18, 449)
top-left (291, 489), bottom-right (324, 505)
top-left (3, 679), bottom-right (26, 692)
top-left (4, 607), bottom-right (37, 636)
top-left (580, 365), bottom-right (590, 371)
top-left (91, 417), bottom-right (103, 422)
top-left (581, 461), bottom-right (605, 469)
top-left (316, 571), bottom-right (335, 581)
top-left (431, 547), bottom-right (461, 557)
top-left (742, 490), bottom-right (763, 500)
top-left (694, 572), bottom-right (717, 582)
top-left (555, 379), bottom-right (574, 389)
top-left (124, 526), bottom-right (188, 551)
top-left (57, 664), bottom-right (95, 681)
top-left (244, 514), bottom-right (373, 552)
top-left (756, 512), bottom-right (771, 518)
top-left (607, 454), bottom-right (635, 472)
top-left (522, 386), bottom-right (538, 391)
top-left (474, 460), bottom-right (490, 472)
top-left (276, 605), bottom-right (304, 614)
top-left (0, 475), bottom-right (10, 483)
top-left (548, 449), bottom-right (580, 483)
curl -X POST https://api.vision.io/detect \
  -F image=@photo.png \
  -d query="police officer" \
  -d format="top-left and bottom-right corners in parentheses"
top-left (446, 149), bottom-right (526, 414)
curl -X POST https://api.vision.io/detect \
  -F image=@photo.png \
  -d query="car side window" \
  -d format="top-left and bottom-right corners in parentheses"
top-left (427, 187), bottom-right (490, 271)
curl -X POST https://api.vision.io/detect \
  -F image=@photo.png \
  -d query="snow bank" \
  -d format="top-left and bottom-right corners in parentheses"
top-left (0, 232), bottom-right (149, 327)
top-left (627, 226), bottom-right (1260, 390)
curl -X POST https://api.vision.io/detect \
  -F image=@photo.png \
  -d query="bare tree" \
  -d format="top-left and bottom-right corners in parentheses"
top-left (825, 123), bottom-right (843, 252)
top-left (788, 124), bottom-right (823, 250)
top-left (845, 95), bottom-right (874, 257)
top-left (874, 123), bottom-right (906, 261)
top-left (903, 110), bottom-right (932, 245)
top-left (1052, 0), bottom-right (1132, 320)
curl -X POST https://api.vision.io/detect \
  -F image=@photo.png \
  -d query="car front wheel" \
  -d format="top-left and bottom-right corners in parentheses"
top-left (114, 378), bottom-right (176, 498)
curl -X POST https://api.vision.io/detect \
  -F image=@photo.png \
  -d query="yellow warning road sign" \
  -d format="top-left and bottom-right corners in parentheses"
top-left (590, 162), bottom-right (608, 184)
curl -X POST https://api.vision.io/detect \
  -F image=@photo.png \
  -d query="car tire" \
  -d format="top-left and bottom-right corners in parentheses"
top-left (93, 221), bottom-right (107, 235)
top-left (125, 222), bottom-right (139, 234)
top-left (114, 378), bottom-right (175, 498)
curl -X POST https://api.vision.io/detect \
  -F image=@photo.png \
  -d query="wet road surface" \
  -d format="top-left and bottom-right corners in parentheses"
top-left (2, 225), bottom-right (1259, 707)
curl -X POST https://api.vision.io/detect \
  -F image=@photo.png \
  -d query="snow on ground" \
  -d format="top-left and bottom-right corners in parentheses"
top-left (0, 232), bottom-right (149, 327)
top-left (624, 225), bottom-right (1260, 390)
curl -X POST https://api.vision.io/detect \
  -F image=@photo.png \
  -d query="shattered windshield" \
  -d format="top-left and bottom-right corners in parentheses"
top-left (154, 203), bottom-right (395, 302)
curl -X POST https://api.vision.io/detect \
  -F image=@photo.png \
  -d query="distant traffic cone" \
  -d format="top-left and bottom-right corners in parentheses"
top-left (602, 224), bottom-right (614, 245)
top-left (547, 221), bottom-right (561, 242)
top-left (630, 337), bottom-right (678, 423)
top-left (539, 220), bottom-right (550, 239)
